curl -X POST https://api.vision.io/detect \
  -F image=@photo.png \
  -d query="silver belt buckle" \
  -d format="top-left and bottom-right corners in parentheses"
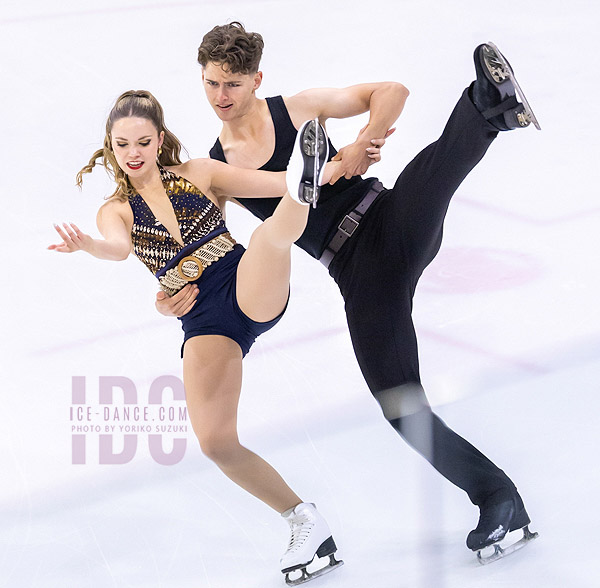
top-left (338, 215), bottom-right (359, 238)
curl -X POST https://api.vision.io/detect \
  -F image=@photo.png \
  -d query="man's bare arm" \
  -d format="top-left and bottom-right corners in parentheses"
top-left (286, 82), bottom-right (409, 181)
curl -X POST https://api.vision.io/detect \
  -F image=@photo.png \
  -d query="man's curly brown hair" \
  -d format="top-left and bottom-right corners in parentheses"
top-left (197, 22), bottom-right (264, 74)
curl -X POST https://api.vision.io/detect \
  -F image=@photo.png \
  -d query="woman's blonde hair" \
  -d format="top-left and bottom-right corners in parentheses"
top-left (76, 90), bottom-right (185, 201)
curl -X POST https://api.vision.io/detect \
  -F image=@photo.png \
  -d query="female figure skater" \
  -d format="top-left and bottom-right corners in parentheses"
top-left (48, 90), bottom-right (344, 585)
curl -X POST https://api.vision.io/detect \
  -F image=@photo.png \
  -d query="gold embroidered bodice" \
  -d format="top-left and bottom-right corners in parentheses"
top-left (129, 166), bottom-right (229, 276)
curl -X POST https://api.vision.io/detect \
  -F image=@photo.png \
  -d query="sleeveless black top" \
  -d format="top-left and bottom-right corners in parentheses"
top-left (209, 95), bottom-right (377, 259)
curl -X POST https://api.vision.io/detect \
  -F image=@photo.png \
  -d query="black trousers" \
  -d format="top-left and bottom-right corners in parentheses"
top-left (329, 88), bottom-right (519, 507)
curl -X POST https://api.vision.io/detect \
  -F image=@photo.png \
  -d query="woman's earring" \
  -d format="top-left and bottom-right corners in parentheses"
top-left (157, 147), bottom-right (163, 160)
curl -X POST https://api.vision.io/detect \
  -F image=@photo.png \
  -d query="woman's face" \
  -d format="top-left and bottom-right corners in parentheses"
top-left (110, 116), bottom-right (164, 178)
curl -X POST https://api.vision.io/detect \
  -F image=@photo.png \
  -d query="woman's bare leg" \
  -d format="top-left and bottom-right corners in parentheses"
top-left (237, 119), bottom-right (330, 321)
top-left (183, 334), bottom-right (301, 512)
top-left (236, 192), bottom-right (308, 322)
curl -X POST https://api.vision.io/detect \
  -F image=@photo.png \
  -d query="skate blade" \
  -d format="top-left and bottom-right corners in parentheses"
top-left (302, 118), bottom-right (327, 156)
top-left (299, 119), bottom-right (328, 208)
top-left (285, 554), bottom-right (344, 586)
top-left (476, 525), bottom-right (539, 565)
top-left (486, 42), bottom-right (541, 130)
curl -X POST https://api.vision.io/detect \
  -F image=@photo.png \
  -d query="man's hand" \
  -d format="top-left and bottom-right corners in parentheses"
top-left (329, 128), bottom-right (396, 184)
top-left (155, 284), bottom-right (198, 317)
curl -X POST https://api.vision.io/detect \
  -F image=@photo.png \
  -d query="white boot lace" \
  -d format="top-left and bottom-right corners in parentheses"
top-left (284, 513), bottom-right (315, 556)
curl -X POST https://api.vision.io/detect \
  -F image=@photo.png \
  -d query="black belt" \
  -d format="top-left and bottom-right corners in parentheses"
top-left (319, 181), bottom-right (384, 268)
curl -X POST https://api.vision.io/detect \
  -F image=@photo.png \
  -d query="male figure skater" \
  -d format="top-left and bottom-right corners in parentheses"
top-left (157, 23), bottom-right (539, 564)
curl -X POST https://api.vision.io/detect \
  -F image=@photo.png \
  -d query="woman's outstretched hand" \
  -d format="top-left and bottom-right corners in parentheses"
top-left (48, 222), bottom-right (93, 253)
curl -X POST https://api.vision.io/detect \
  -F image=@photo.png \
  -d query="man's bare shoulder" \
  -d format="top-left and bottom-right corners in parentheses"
top-left (284, 88), bottom-right (330, 109)
top-left (282, 88), bottom-right (330, 127)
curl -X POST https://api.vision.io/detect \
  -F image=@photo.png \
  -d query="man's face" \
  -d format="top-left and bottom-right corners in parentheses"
top-left (202, 62), bottom-right (262, 121)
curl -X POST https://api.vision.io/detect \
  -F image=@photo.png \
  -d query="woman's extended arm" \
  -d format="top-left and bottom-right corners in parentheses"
top-left (176, 158), bottom-right (342, 205)
top-left (48, 201), bottom-right (132, 260)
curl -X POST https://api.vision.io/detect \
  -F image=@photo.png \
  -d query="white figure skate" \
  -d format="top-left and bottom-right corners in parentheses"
top-left (286, 119), bottom-right (329, 208)
top-left (280, 503), bottom-right (343, 586)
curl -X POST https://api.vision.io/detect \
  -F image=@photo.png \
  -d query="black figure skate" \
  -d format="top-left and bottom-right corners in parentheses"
top-left (467, 490), bottom-right (539, 564)
top-left (286, 119), bottom-right (329, 208)
top-left (473, 42), bottom-right (541, 130)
